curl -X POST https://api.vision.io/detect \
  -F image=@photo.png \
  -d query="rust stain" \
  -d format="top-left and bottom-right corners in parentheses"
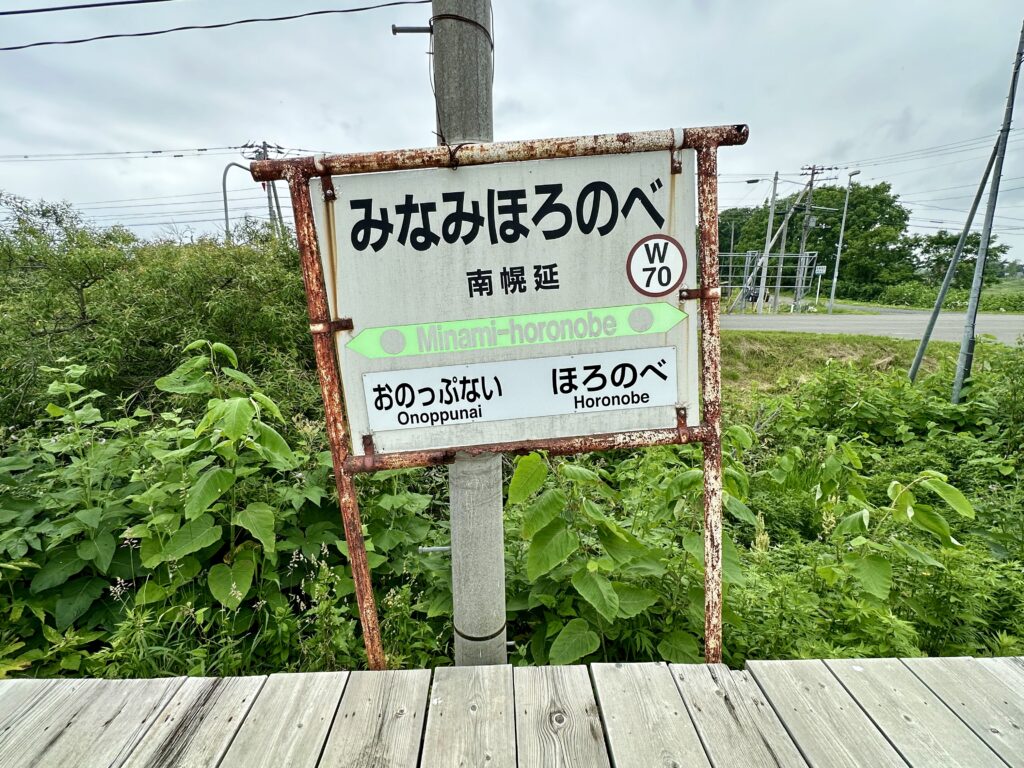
top-left (343, 425), bottom-right (711, 474)
top-left (251, 125), bottom-right (748, 182)
top-left (285, 175), bottom-right (386, 671)
top-left (696, 147), bottom-right (724, 665)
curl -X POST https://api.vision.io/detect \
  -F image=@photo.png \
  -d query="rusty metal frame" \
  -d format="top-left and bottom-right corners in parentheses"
top-left (252, 124), bottom-right (747, 667)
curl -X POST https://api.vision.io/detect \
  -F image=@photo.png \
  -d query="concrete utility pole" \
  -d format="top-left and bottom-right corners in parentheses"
top-left (260, 142), bottom-right (276, 224)
top-left (794, 166), bottom-right (818, 310)
top-left (952, 20), bottom-right (1024, 403)
top-left (756, 172), bottom-right (778, 314)
top-left (827, 169), bottom-right (860, 314)
top-left (430, 0), bottom-right (505, 665)
top-left (909, 141), bottom-right (998, 382)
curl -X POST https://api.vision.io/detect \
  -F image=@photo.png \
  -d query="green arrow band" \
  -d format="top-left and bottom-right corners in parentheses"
top-left (346, 302), bottom-right (687, 359)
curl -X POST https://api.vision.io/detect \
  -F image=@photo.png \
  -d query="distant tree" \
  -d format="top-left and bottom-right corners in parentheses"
top-left (905, 229), bottom-right (1009, 288)
top-left (726, 182), bottom-right (917, 300)
top-left (718, 206), bottom-right (758, 254)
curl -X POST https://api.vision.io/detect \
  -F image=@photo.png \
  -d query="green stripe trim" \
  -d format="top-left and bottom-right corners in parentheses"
top-left (346, 302), bottom-right (686, 359)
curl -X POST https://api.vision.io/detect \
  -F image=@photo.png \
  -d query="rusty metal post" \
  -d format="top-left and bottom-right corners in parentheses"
top-left (286, 174), bottom-right (386, 671)
top-left (696, 147), bottom-right (724, 664)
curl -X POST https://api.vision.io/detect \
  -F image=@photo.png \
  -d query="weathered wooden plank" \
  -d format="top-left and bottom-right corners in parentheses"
top-left (318, 669), bottom-right (431, 768)
top-left (977, 656), bottom-right (1024, 693)
top-left (0, 679), bottom-right (76, 737)
top-left (591, 662), bottom-right (710, 768)
top-left (672, 664), bottom-right (807, 767)
top-left (903, 656), bottom-right (1024, 765)
top-left (513, 665), bottom-right (611, 768)
top-left (121, 675), bottom-right (265, 768)
top-left (747, 659), bottom-right (907, 768)
top-left (420, 665), bottom-right (515, 768)
top-left (0, 677), bottom-right (184, 768)
top-left (219, 671), bottom-right (348, 768)
top-left (826, 658), bottom-right (1004, 767)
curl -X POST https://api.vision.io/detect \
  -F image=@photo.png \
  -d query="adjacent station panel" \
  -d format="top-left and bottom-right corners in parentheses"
top-left (310, 149), bottom-right (699, 455)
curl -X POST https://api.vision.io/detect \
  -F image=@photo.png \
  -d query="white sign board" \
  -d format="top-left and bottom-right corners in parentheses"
top-left (814, 264), bottom-right (827, 276)
top-left (310, 149), bottom-right (699, 455)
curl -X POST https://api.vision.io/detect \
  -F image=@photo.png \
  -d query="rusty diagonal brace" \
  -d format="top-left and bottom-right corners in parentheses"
top-left (255, 124), bottom-right (747, 668)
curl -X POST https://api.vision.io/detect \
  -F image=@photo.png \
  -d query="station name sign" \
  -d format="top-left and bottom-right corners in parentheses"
top-left (309, 149), bottom-right (700, 455)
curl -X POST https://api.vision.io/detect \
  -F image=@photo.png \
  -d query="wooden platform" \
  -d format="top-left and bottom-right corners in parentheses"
top-left (0, 657), bottom-right (1022, 767)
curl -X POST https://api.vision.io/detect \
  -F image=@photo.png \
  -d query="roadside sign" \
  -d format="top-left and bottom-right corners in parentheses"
top-left (311, 150), bottom-right (699, 455)
top-left (814, 264), bottom-right (827, 275)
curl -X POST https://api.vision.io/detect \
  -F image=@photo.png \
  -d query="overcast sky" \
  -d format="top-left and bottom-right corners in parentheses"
top-left (1, 1), bottom-right (1023, 260)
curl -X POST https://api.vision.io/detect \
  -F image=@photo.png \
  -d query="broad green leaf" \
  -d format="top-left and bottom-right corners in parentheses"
top-left (597, 525), bottom-right (650, 565)
top-left (668, 468), bottom-right (703, 497)
top-left (548, 618), bottom-right (599, 665)
top-left (30, 550), bottom-right (86, 593)
top-left (724, 492), bottom-right (757, 526)
top-left (526, 519), bottom-right (579, 581)
top-left (724, 467), bottom-right (749, 500)
top-left (235, 503), bottom-right (276, 553)
top-left (208, 560), bottom-right (255, 609)
top-left (93, 531), bottom-right (116, 573)
top-left (619, 552), bottom-right (668, 578)
top-left (844, 553), bottom-right (892, 599)
top-left (0, 456), bottom-right (34, 473)
top-left (919, 478), bottom-right (974, 519)
top-left (162, 515), bottom-right (223, 563)
top-left (222, 367), bottom-right (256, 387)
top-left (571, 568), bottom-right (619, 623)
top-left (725, 424), bottom-right (753, 449)
top-left (183, 339), bottom-right (209, 353)
top-left (816, 564), bottom-right (844, 586)
top-left (55, 577), bottom-right (105, 630)
top-left (252, 392), bottom-right (284, 423)
top-left (135, 580), bottom-right (166, 606)
top-left (521, 489), bottom-right (567, 540)
top-left (833, 508), bottom-right (869, 537)
top-left (580, 498), bottom-right (614, 528)
top-left (184, 467), bottom-right (235, 520)
top-left (76, 540), bottom-right (98, 562)
top-left (892, 539), bottom-right (945, 570)
top-left (612, 583), bottom-right (658, 618)
top-left (508, 453), bottom-right (547, 504)
top-left (254, 422), bottom-right (297, 469)
top-left (840, 442), bottom-right (863, 469)
top-left (909, 504), bottom-right (957, 547)
top-left (74, 508), bottom-right (103, 529)
top-left (155, 356), bottom-right (213, 394)
top-left (211, 342), bottom-right (238, 367)
top-left (658, 630), bottom-right (699, 663)
top-left (219, 397), bottom-right (256, 441)
top-left (558, 464), bottom-right (601, 484)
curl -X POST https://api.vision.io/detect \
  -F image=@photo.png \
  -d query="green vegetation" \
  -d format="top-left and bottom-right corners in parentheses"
top-left (1, 195), bottom-right (1023, 677)
top-left (721, 182), bottom-right (1023, 306)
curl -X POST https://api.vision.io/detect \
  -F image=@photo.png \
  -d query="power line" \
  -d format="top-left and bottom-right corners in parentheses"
top-left (74, 186), bottom-right (253, 205)
top-left (0, 145), bottom-right (245, 161)
top-left (0, 0), bottom-right (184, 15)
top-left (0, 0), bottom-right (432, 52)
top-left (831, 127), bottom-right (1023, 167)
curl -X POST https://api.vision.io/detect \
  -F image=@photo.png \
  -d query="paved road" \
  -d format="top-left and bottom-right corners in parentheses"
top-left (721, 311), bottom-right (1024, 345)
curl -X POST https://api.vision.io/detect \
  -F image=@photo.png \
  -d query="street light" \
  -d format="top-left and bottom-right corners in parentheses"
top-left (222, 162), bottom-right (249, 243)
top-left (828, 169), bottom-right (860, 314)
